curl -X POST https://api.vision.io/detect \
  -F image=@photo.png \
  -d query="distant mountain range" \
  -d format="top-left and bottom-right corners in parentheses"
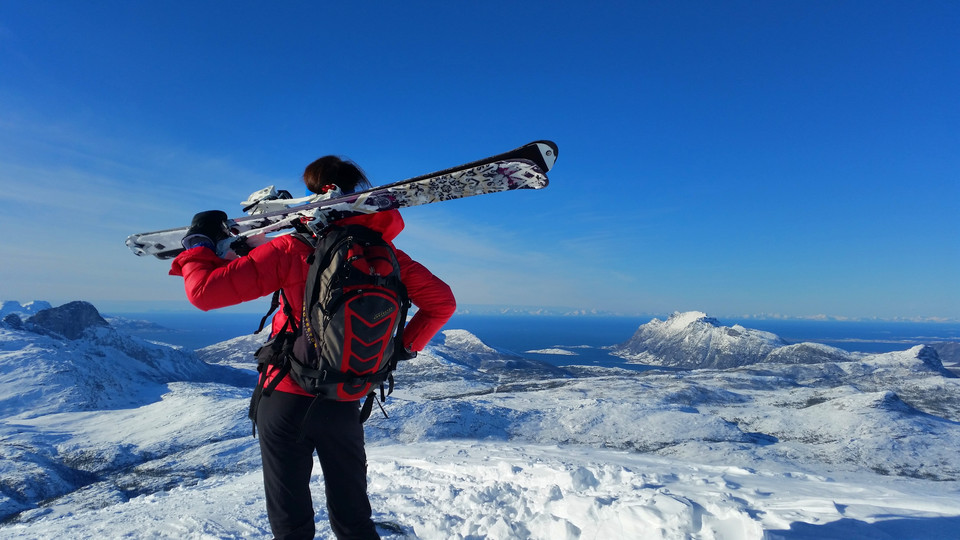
top-left (613, 311), bottom-right (957, 371)
top-left (453, 303), bottom-right (959, 323)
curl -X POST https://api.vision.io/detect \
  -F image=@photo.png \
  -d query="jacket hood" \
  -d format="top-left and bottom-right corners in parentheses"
top-left (337, 209), bottom-right (404, 243)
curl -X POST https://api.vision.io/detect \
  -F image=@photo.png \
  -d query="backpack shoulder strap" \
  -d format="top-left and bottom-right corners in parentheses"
top-left (254, 291), bottom-right (281, 334)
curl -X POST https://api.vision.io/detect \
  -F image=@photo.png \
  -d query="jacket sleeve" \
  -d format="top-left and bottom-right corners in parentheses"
top-left (395, 248), bottom-right (456, 352)
top-left (169, 238), bottom-right (307, 312)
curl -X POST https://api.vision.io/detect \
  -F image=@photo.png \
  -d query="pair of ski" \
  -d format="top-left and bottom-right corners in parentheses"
top-left (126, 140), bottom-right (558, 260)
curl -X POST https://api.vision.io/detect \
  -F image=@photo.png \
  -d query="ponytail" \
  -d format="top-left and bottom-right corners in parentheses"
top-left (303, 156), bottom-right (372, 194)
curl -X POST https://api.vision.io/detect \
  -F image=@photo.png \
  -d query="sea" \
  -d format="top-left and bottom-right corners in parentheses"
top-left (106, 311), bottom-right (960, 371)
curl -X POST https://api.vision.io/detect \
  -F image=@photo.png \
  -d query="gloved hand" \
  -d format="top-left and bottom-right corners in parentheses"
top-left (396, 345), bottom-right (417, 361)
top-left (181, 210), bottom-right (229, 251)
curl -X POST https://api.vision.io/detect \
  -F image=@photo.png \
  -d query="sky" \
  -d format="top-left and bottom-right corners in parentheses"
top-left (0, 1), bottom-right (957, 321)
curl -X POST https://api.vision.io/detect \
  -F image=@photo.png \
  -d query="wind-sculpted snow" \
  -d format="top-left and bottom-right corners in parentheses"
top-left (1, 305), bottom-right (960, 539)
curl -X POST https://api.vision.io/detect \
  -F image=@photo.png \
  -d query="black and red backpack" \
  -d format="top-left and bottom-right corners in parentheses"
top-left (248, 224), bottom-right (410, 430)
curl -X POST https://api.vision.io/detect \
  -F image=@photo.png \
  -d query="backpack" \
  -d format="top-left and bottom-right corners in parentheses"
top-left (248, 224), bottom-right (410, 432)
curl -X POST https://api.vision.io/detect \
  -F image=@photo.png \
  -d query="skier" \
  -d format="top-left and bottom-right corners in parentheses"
top-left (169, 156), bottom-right (456, 540)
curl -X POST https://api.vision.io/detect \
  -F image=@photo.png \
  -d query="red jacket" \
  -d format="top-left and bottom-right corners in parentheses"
top-left (170, 210), bottom-right (456, 396)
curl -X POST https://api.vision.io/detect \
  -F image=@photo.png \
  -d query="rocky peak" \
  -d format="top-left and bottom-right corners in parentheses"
top-left (28, 301), bottom-right (110, 340)
top-left (613, 311), bottom-right (789, 369)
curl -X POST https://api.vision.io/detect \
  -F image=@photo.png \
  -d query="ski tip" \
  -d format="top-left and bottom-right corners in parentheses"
top-left (125, 235), bottom-right (148, 257)
top-left (125, 234), bottom-right (183, 259)
top-left (529, 140), bottom-right (558, 172)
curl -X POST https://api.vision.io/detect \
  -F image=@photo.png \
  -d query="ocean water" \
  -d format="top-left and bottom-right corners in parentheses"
top-left (107, 311), bottom-right (960, 370)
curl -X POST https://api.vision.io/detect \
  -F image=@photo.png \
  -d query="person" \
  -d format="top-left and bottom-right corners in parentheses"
top-left (169, 156), bottom-right (456, 540)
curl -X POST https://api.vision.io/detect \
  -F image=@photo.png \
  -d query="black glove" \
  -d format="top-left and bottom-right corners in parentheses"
top-left (181, 210), bottom-right (229, 251)
top-left (396, 345), bottom-right (417, 361)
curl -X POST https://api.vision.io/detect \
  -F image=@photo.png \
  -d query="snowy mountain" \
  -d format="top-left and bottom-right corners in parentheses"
top-left (0, 300), bottom-right (52, 322)
top-left (1, 303), bottom-right (959, 539)
top-left (0, 302), bottom-right (248, 419)
top-left (429, 329), bottom-right (573, 380)
top-left (613, 311), bottom-right (854, 368)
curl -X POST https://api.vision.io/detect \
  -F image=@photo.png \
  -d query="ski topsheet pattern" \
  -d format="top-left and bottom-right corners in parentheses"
top-left (126, 141), bottom-right (558, 260)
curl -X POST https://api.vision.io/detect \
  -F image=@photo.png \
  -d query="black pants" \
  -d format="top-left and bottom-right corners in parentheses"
top-left (256, 391), bottom-right (380, 540)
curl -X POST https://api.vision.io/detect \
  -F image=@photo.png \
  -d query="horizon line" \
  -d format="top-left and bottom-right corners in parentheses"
top-left (3, 299), bottom-right (958, 325)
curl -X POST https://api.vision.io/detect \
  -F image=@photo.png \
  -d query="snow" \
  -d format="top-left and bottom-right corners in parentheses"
top-left (525, 348), bottom-right (577, 356)
top-left (442, 329), bottom-right (499, 354)
top-left (1, 308), bottom-right (960, 539)
top-left (665, 310), bottom-right (711, 333)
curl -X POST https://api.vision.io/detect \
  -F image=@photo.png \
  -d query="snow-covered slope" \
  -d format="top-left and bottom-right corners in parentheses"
top-left (0, 302), bottom-right (255, 524)
top-left (0, 303), bottom-right (248, 420)
top-left (1, 303), bottom-right (959, 539)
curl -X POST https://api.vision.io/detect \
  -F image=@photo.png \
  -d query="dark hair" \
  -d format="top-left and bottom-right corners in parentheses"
top-left (302, 156), bottom-right (371, 194)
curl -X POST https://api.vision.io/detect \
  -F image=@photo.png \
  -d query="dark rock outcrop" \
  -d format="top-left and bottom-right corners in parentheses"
top-left (29, 301), bottom-right (110, 340)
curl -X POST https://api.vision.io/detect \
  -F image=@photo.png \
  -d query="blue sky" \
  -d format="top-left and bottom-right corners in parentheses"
top-left (0, 1), bottom-right (957, 320)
